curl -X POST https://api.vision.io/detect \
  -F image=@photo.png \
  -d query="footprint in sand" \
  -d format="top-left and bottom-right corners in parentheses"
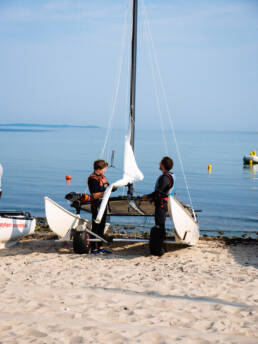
top-left (26, 329), bottom-right (48, 338)
top-left (69, 336), bottom-right (85, 344)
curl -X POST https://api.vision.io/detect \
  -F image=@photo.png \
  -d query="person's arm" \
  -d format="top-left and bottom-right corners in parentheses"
top-left (142, 176), bottom-right (159, 200)
top-left (143, 175), bottom-right (173, 200)
top-left (143, 191), bottom-right (155, 200)
top-left (92, 191), bottom-right (104, 199)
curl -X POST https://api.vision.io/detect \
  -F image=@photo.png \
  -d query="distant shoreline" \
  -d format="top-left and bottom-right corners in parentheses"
top-left (0, 123), bottom-right (99, 129)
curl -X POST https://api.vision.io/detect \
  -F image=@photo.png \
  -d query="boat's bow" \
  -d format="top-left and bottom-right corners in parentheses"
top-left (168, 196), bottom-right (199, 246)
top-left (44, 197), bottom-right (81, 238)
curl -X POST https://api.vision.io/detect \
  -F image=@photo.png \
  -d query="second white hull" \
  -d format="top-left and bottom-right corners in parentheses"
top-left (168, 196), bottom-right (199, 246)
top-left (0, 216), bottom-right (36, 249)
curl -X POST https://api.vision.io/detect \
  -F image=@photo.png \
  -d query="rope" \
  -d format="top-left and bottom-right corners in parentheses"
top-left (142, 8), bottom-right (168, 155)
top-left (100, 2), bottom-right (129, 159)
top-left (141, 0), bottom-right (196, 220)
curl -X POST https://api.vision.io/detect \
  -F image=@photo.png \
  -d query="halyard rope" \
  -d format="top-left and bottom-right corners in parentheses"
top-left (141, 0), bottom-right (196, 220)
top-left (142, 7), bottom-right (169, 155)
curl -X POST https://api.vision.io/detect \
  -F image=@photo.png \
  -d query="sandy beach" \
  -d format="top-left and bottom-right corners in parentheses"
top-left (0, 237), bottom-right (257, 344)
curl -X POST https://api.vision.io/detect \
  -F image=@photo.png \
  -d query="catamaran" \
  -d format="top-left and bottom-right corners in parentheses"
top-left (44, 0), bottom-right (199, 253)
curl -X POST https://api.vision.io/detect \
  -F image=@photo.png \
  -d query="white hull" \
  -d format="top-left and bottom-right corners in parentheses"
top-left (45, 197), bottom-right (82, 238)
top-left (0, 216), bottom-right (36, 249)
top-left (168, 196), bottom-right (199, 246)
top-left (45, 197), bottom-right (110, 240)
top-left (45, 197), bottom-right (199, 246)
top-left (243, 155), bottom-right (258, 164)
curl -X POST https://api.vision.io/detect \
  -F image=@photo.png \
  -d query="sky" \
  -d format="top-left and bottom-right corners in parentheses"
top-left (0, 0), bottom-right (258, 131)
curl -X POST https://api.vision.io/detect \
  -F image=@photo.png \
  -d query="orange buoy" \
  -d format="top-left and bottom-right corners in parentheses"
top-left (65, 175), bottom-right (72, 181)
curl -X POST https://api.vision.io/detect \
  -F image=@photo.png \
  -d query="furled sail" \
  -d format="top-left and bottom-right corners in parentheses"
top-left (95, 135), bottom-right (144, 223)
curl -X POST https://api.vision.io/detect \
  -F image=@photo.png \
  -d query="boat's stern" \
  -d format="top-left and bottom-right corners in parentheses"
top-left (0, 212), bottom-right (36, 249)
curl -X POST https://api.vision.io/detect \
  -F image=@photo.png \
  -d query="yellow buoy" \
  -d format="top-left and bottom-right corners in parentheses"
top-left (208, 164), bottom-right (212, 173)
top-left (249, 160), bottom-right (253, 166)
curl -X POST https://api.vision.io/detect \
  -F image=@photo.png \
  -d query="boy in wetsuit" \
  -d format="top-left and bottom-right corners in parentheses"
top-left (142, 156), bottom-right (174, 256)
top-left (88, 159), bottom-right (110, 254)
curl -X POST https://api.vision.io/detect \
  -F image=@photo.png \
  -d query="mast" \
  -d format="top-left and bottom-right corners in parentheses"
top-left (128, 0), bottom-right (138, 196)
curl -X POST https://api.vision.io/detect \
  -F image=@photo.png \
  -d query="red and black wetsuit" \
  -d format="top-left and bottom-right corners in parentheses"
top-left (88, 173), bottom-right (109, 250)
top-left (147, 172), bottom-right (174, 252)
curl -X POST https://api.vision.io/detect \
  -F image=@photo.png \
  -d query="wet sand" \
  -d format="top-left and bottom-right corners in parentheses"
top-left (0, 238), bottom-right (257, 344)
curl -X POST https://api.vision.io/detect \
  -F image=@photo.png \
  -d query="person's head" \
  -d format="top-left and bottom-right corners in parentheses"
top-left (160, 156), bottom-right (173, 172)
top-left (94, 159), bottom-right (108, 176)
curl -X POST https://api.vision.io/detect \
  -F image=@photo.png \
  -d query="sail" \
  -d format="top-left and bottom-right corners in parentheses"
top-left (123, 134), bottom-right (144, 183)
top-left (95, 135), bottom-right (144, 223)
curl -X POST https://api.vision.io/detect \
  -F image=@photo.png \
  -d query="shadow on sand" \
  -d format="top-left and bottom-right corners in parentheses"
top-left (0, 236), bottom-right (257, 269)
top-left (202, 237), bottom-right (258, 269)
top-left (225, 238), bottom-right (258, 270)
top-left (0, 236), bottom-right (187, 260)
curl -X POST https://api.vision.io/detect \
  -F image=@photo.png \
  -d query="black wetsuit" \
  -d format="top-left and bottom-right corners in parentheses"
top-left (88, 173), bottom-right (109, 250)
top-left (147, 172), bottom-right (174, 254)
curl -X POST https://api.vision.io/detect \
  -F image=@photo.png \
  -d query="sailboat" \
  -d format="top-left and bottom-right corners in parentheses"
top-left (44, 0), bottom-right (199, 252)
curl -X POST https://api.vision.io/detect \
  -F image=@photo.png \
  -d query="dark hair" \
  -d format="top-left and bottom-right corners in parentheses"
top-left (161, 156), bottom-right (173, 171)
top-left (94, 159), bottom-right (108, 171)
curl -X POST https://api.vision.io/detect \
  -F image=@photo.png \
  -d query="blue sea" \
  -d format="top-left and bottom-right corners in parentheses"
top-left (0, 126), bottom-right (257, 237)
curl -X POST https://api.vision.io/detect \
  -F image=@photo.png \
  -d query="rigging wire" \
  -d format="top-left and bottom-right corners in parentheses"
top-left (100, 1), bottom-right (130, 160)
top-left (141, 0), bottom-right (196, 220)
top-left (141, 4), bottom-right (168, 156)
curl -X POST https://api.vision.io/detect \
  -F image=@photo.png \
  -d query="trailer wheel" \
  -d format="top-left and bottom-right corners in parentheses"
top-left (149, 226), bottom-right (165, 256)
top-left (73, 231), bottom-right (91, 254)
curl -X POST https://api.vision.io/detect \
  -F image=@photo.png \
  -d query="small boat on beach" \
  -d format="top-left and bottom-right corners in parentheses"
top-left (0, 211), bottom-right (36, 248)
top-left (0, 165), bottom-right (36, 248)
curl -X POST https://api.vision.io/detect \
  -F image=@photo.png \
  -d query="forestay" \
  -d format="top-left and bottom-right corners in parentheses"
top-left (95, 134), bottom-right (144, 223)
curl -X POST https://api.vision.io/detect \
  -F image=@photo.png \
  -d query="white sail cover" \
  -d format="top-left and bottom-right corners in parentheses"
top-left (95, 135), bottom-right (144, 223)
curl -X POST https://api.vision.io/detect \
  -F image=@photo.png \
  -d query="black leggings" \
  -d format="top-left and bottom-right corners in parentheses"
top-left (155, 204), bottom-right (167, 232)
top-left (151, 204), bottom-right (167, 255)
top-left (91, 207), bottom-right (107, 250)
